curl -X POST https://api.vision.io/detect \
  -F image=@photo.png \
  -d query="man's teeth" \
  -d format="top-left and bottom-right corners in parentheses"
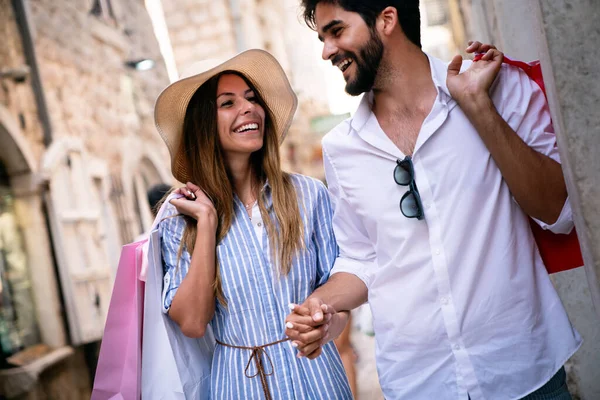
top-left (338, 58), bottom-right (352, 72)
top-left (235, 123), bottom-right (258, 133)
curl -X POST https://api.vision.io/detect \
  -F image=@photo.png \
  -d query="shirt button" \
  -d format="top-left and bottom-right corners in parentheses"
top-left (453, 344), bottom-right (461, 351)
top-left (435, 249), bottom-right (441, 255)
top-left (440, 297), bottom-right (448, 305)
top-left (257, 222), bottom-right (262, 227)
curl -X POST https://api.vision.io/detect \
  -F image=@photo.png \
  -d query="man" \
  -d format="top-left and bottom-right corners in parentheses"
top-left (285, 1), bottom-right (581, 399)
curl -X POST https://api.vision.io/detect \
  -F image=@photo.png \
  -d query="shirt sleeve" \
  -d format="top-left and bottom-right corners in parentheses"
top-left (159, 203), bottom-right (191, 313)
top-left (492, 64), bottom-right (574, 234)
top-left (311, 180), bottom-right (339, 288)
top-left (323, 146), bottom-right (377, 287)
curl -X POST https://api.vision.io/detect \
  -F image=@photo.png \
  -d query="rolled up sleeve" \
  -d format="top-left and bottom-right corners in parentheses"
top-left (324, 147), bottom-right (376, 288)
top-left (495, 64), bottom-right (574, 234)
top-left (158, 205), bottom-right (190, 313)
top-left (532, 198), bottom-right (574, 234)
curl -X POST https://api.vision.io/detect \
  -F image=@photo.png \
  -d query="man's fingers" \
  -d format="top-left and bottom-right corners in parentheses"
top-left (321, 303), bottom-right (336, 315)
top-left (447, 55), bottom-right (463, 77)
top-left (307, 299), bottom-right (325, 322)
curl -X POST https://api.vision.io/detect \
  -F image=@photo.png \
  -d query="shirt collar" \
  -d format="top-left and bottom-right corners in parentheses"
top-left (350, 53), bottom-right (452, 133)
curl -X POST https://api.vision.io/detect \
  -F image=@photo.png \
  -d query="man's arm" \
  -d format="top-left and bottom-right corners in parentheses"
top-left (304, 272), bottom-right (368, 315)
top-left (447, 50), bottom-right (567, 225)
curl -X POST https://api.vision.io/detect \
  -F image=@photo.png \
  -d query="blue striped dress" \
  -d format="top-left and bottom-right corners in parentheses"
top-left (159, 174), bottom-right (352, 399)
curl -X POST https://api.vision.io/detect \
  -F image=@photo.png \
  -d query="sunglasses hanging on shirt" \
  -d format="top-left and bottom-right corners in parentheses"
top-left (394, 155), bottom-right (425, 220)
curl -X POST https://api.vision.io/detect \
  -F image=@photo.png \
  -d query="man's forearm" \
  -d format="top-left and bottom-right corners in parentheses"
top-left (460, 95), bottom-right (567, 224)
top-left (310, 272), bottom-right (368, 313)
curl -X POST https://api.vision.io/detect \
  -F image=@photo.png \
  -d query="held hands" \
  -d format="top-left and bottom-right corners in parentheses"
top-left (447, 40), bottom-right (504, 107)
top-left (285, 298), bottom-right (336, 360)
top-left (170, 182), bottom-right (217, 229)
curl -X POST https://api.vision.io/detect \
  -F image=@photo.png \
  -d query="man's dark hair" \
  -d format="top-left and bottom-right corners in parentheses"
top-left (301, 0), bottom-right (421, 48)
top-left (147, 183), bottom-right (172, 216)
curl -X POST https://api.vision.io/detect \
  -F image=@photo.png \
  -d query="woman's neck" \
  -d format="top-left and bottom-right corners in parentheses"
top-left (226, 154), bottom-right (256, 205)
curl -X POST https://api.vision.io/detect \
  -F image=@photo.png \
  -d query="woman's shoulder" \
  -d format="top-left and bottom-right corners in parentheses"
top-left (288, 173), bottom-right (328, 196)
top-left (288, 173), bottom-right (331, 212)
top-left (157, 201), bottom-right (186, 237)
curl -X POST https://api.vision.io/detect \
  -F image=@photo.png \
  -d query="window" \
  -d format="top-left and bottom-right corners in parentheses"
top-left (43, 139), bottom-right (119, 345)
top-left (90, 0), bottom-right (117, 25)
top-left (0, 162), bottom-right (40, 367)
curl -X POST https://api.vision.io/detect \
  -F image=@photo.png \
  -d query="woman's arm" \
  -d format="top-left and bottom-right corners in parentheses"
top-left (166, 183), bottom-right (218, 338)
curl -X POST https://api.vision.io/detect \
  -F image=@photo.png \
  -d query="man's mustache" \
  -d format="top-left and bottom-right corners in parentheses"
top-left (331, 52), bottom-right (356, 67)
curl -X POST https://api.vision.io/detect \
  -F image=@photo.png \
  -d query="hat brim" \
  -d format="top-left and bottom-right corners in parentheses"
top-left (155, 49), bottom-right (298, 183)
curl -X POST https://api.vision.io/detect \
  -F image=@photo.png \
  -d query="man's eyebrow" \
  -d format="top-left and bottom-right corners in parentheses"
top-left (317, 20), bottom-right (343, 42)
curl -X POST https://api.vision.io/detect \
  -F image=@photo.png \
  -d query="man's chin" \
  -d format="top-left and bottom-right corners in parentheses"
top-left (345, 80), bottom-right (370, 96)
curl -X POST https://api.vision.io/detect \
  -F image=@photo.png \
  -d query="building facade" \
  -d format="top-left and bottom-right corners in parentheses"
top-left (0, 0), bottom-right (172, 397)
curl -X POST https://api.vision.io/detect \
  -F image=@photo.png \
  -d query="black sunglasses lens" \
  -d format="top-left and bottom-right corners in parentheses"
top-left (400, 191), bottom-right (422, 218)
top-left (394, 163), bottom-right (412, 186)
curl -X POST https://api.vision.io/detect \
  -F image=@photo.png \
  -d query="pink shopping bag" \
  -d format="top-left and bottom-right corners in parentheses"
top-left (91, 239), bottom-right (146, 400)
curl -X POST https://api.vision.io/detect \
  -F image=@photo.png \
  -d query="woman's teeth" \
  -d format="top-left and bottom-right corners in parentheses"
top-left (235, 123), bottom-right (258, 133)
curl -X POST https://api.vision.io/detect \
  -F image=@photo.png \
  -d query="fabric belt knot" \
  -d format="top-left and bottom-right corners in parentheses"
top-left (216, 338), bottom-right (290, 400)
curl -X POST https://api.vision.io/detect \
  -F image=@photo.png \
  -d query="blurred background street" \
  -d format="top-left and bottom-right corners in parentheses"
top-left (0, 0), bottom-right (599, 398)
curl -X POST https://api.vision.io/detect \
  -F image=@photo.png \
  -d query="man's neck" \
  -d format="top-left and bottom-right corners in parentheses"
top-left (372, 47), bottom-right (436, 116)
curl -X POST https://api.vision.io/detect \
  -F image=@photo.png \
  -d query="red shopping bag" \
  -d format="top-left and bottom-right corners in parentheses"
top-left (474, 54), bottom-right (584, 274)
top-left (91, 239), bottom-right (146, 400)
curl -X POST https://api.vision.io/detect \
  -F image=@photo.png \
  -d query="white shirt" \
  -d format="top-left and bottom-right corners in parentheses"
top-left (323, 55), bottom-right (581, 400)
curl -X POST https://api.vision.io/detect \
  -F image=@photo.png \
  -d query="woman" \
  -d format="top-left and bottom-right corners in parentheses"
top-left (154, 49), bottom-right (352, 399)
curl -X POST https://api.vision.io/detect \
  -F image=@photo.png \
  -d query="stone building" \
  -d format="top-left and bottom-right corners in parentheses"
top-left (0, 0), bottom-right (172, 397)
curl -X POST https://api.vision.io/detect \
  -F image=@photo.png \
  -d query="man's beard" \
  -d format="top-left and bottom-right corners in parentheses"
top-left (344, 29), bottom-right (384, 96)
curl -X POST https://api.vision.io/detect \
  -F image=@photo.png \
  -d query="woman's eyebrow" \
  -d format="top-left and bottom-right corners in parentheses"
top-left (217, 89), bottom-right (254, 99)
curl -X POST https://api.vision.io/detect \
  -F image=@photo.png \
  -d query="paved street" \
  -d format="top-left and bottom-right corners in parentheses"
top-left (352, 327), bottom-right (384, 400)
top-left (350, 305), bottom-right (384, 400)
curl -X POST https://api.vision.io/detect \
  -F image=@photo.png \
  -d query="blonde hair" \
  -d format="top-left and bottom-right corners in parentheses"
top-left (177, 71), bottom-right (304, 305)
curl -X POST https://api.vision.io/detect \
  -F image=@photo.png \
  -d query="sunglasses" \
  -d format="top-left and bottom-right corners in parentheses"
top-left (394, 156), bottom-right (425, 220)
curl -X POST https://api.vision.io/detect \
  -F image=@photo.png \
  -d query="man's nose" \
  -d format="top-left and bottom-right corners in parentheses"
top-left (322, 39), bottom-right (337, 61)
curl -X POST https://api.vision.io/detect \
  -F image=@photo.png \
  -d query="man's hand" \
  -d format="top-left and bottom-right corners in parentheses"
top-left (447, 42), bottom-right (504, 108)
top-left (285, 299), bottom-right (335, 359)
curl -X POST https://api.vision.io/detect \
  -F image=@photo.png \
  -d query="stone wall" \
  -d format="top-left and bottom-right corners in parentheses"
top-left (27, 0), bottom-right (170, 174)
top-left (0, 0), bottom-right (45, 162)
top-left (0, 1), bottom-right (173, 398)
top-left (162, 0), bottom-right (238, 74)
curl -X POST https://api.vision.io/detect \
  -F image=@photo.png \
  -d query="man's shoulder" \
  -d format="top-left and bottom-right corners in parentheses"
top-left (321, 116), bottom-right (354, 153)
top-left (490, 61), bottom-right (541, 111)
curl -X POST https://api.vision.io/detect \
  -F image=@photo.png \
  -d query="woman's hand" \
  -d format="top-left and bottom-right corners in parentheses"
top-left (170, 182), bottom-right (217, 228)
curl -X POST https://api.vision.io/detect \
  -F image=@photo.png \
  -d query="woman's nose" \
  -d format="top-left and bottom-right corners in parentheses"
top-left (241, 98), bottom-right (255, 114)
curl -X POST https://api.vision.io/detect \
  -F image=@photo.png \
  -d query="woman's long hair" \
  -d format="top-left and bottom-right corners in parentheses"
top-left (177, 71), bottom-right (304, 305)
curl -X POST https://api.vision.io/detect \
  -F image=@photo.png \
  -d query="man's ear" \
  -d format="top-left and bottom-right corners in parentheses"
top-left (378, 6), bottom-right (398, 36)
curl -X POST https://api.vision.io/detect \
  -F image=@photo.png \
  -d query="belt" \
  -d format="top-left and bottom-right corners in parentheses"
top-left (215, 337), bottom-right (290, 400)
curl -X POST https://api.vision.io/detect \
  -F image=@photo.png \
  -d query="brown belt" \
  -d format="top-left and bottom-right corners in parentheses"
top-left (216, 337), bottom-right (290, 400)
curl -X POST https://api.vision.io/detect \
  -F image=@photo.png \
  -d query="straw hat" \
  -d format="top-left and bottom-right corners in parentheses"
top-left (155, 49), bottom-right (298, 183)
